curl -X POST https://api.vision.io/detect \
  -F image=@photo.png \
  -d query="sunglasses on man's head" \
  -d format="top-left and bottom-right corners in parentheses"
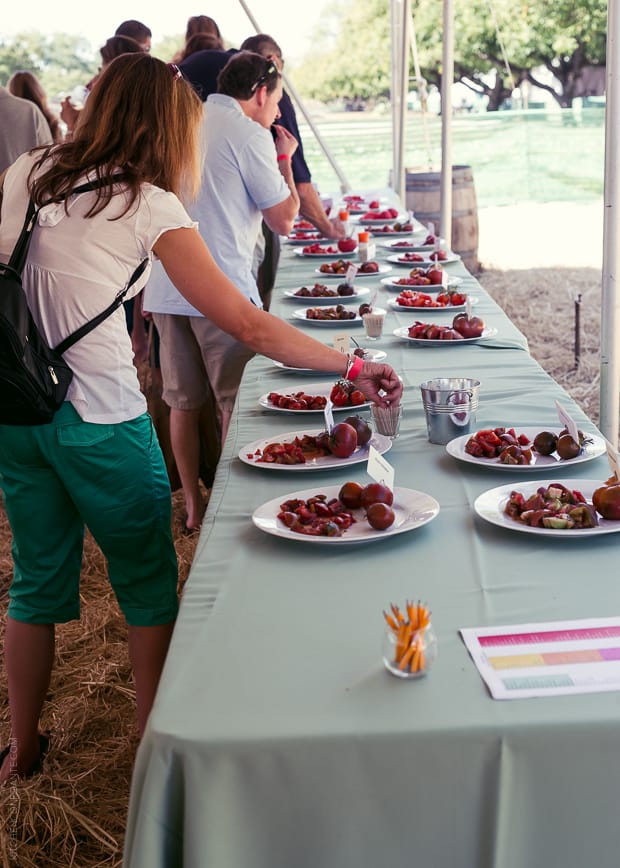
top-left (250, 62), bottom-right (277, 94)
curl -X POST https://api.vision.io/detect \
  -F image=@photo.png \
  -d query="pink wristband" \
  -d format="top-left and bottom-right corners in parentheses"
top-left (345, 355), bottom-right (364, 381)
top-left (277, 154), bottom-right (290, 162)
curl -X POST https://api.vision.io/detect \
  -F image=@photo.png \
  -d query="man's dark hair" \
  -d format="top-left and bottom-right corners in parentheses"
top-left (217, 51), bottom-right (280, 100)
top-left (239, 34), bottom-right (282, 60)
top-left (115, 20), bottom-right (152, 41)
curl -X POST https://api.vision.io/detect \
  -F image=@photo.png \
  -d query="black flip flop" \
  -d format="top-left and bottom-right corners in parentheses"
top-left (0, 732), bottom-right (50, 779)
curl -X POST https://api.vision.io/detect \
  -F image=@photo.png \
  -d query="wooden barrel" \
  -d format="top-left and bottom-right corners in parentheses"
top-left (405, 165), bottom-right (479, 273)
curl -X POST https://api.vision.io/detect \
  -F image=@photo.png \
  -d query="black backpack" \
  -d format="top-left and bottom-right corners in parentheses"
top-left (0, 180), bottom-right (147, 426)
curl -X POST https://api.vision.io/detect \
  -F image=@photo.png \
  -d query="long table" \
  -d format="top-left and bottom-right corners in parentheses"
top-left (124, 225), bottom-right (620, 868)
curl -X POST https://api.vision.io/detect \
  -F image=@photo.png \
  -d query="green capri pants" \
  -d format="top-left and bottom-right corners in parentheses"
top-left (0, 403), bottom-right (179, 627)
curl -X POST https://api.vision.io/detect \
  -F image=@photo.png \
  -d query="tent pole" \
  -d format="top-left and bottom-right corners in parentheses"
top-left (440, 0), bottom-right (454, 246)
top-left (390, 0), bottom-right (411, 201)
top-left (236, 0), bottom-right (350, 192)
top-left (600, 0), bottom-right (620, 446)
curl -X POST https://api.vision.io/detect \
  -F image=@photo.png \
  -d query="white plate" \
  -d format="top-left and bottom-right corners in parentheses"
top-left (381, 275), bottom-right (463, 290)
top-left (294, 247), bottom-right (357, 258)
top-left (285, 234), bottom-right (326, 245)
top-left (292, 307), bottom-right (368, 326)
top-left (272, 348), bottom-right (387, 374)
top-left (240, 429), bottom-right (392, 471)
top-left (358, 214), bottom-right (409, 226)
top-left (370, 229), bottom-right (416, 238)
top-left (314, 263), bottom-right (392, 279)
top-left (446, 427), bottom-right (607, 471)
top-left (341, 195), bottom-right (388, 213)
top-left (387, 252), bottom-right (461, 266)
top-left (379, 239), bottom-right (435, 251)
top-left (258, 383), bottom-right (371, 414)
top-left (393, 325), bottom-right (498, 346)
top-left (283, 286), bottom-right (370, 303)
top-left (252, 485), bottom-right (440, 544)
top-left (474, 479), bottom-right (620, 538)
top-left (388, 295), bottom-right (478, 312)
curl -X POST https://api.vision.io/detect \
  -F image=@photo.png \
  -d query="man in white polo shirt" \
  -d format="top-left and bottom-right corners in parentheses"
top-left (145, 51), bottom-right (299, 530)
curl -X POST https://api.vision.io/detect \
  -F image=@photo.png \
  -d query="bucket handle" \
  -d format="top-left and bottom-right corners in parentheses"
top-left (447, 389), bottom-right (473, 406)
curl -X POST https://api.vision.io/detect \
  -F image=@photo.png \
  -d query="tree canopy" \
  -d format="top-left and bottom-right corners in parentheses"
top-left (292, 0), bottom-right (607, 110)
top-left (0, 0), bottom-right (608, 111)
top-left (0, 32), bottom-right (96, 100)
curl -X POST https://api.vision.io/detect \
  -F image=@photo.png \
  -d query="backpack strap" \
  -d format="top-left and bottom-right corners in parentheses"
top-left (5, 174), bottom-right (149, 356)
top-left (54, 257), bottom-right (149, 355)
top-left (7, 198), bottom-right (38, 275)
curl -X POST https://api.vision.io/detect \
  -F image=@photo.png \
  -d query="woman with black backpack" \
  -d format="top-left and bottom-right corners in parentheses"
top-left (0, 52), bottom-right (402, 783)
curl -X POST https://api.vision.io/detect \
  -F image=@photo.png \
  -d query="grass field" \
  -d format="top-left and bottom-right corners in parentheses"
top-left (299, 106), bottom-right (605, 208)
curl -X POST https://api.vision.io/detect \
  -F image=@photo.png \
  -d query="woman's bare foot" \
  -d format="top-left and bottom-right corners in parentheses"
top-left (0, 734), bottom-right (48, 785)
top-left (184, 496), bottom-right (206, 532)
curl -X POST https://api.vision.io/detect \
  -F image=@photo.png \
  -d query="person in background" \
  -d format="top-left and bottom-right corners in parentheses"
top-left (100, 34), bottom-right (146, 67)
top-left (0, 82), bottom-right (53, 174)
top-left (0, 53), bottom-right (401, 782)
top-left (240, 34), bottom-right (343, 243)
top-left (114, 19), bottom-right (152, 51)
top-left (180, 31), bottom-right (340, 243)
top-left (7, 72), bottom-right (62, 143)
top-left (178, 32), bottom-right (342, 309)
top-left (176, 33), bottom-right (223, 64)
top-left (144, 51), bottom-right (300, 531)
top-left (61, 33), bottom-right (147, 137)
top-left (240, 34), bottom-right (344, 309)
top-left (173, 15), bottom-right (224, 62)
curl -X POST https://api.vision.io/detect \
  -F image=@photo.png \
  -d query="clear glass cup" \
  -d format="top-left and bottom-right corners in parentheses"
top-left (382, 622), bottom-right (438, 679)
top-left (362, 311), bottom-right (385, 340)
top-left (371, 403), bottom-right (402, 439)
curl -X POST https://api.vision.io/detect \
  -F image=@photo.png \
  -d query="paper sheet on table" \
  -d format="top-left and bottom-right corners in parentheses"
top-left (460, 616), bottom-right (620, 699)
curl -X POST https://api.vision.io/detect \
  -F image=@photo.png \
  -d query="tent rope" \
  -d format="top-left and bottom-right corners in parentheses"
top-left (486, 0), bottom-right (516, 90)
top-left (409, 10), bottom-right (435, 170)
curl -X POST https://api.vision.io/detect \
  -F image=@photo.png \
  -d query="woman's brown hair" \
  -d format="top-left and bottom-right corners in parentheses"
top-left (186, 15), bottom-right (221, 42)
top-left (8, 71), bottom-right (62, 143)
top-left (179, 32), bottom-right (223, 62)
top-left (29, 53), bottom-right (203, 216)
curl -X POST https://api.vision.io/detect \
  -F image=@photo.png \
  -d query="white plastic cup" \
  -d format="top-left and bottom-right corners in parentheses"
top-left (363, 311), bottom-right (385, 340)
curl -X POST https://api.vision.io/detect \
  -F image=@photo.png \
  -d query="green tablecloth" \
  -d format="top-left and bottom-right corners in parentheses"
top-left (124, 232), bottom-right (620, 868)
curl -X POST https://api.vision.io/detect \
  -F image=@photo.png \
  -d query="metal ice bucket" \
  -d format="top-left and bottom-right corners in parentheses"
top-left (419, 377), bottom-right (480, 444)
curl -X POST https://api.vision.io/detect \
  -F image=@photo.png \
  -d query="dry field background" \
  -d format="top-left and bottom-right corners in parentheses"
top-left (477, 200), bottom-right (605, 428)
top-left (0, 200), bottom-right (613, 866)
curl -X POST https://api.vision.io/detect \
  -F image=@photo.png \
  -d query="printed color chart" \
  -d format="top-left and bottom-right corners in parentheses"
top-left (460, 617), bottom-right (620, 699)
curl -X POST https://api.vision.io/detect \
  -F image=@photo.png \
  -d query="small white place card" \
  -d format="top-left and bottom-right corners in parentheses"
top-left (554, 400), bottom-right (579, 443)
top-left (604, 437), bottom-right (620, 479)
top-left (333, 334), bottom-right (350, 354)
top-left (345, 263), bottom-right (358, 286)
top-left (367, 445), bottom-right (395, 491)
top-left (323, 399), bottom-right (335, 433)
